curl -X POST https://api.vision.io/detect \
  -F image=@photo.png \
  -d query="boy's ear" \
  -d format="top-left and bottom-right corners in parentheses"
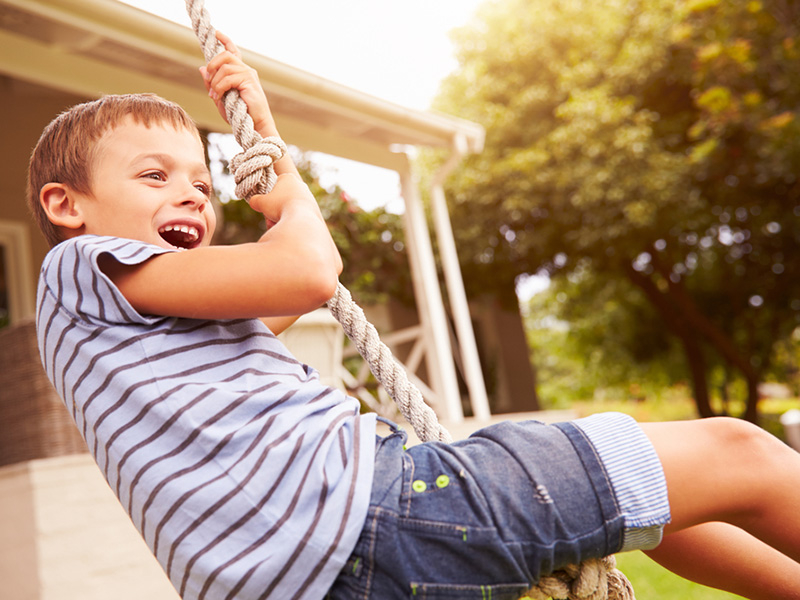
top-left (39, 183), bottom-right (85, 232)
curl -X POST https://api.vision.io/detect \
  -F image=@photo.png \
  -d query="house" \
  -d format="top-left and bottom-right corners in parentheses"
top-left (0, 0), bottom-right (538, 597)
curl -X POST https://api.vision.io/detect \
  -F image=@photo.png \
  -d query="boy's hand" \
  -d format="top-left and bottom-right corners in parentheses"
top-left (249, 173), bottom-right (320, 231)
top-left (201, 31), bottom-right (274, 139)
top-left (200, 30), bottom-right (298, 178)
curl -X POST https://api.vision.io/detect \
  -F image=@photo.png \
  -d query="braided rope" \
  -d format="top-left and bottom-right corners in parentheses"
top-left (185, 0), bottom-right (286, 199)
top-left (183, 0), bottom-right (449, 444)
top-left (183, 1), bottom-right (634, 597)
top-left (525, 556), bottom-right (635, 600)
top-left (328, 283), bottom-right (452, 443)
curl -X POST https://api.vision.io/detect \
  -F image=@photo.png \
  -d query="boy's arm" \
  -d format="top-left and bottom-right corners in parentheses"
top-left (259, 315), bottom-right (303, 336)
top-left (102, 172), bottom-right (342, 321)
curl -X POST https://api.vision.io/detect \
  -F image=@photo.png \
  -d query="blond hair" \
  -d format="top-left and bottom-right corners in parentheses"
top-left (27, 93), bottom-right (201, 247)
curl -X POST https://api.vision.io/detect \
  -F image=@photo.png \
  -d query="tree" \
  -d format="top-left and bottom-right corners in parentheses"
top-left (433, 0), bottom-right (800, 422)
top-left (524, 269), bottom-right (686, 407)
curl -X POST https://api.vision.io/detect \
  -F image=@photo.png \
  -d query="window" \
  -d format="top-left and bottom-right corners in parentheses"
top-left (0, 221), bottom-right (36, 329)
top-left (0, 245), bottom-right (8, 328)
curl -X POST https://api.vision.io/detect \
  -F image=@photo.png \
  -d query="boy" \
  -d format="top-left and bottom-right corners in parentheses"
top-left (29, 32), bottom-right (800, 600)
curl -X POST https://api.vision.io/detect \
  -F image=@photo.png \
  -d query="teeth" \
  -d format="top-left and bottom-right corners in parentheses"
top-left (159, 224), bottom-right (199, 241)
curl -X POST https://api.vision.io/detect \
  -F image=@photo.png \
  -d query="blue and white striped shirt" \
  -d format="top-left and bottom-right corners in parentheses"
top-left (36, 235), bottom-right (376, 600)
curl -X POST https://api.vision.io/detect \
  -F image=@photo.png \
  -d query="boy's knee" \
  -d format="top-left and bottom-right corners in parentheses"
top-left (705, 417), bottom-right (778, 463)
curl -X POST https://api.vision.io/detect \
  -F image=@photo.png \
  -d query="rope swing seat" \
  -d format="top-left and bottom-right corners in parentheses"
top-left (183, 1), bottom-right (636, 598)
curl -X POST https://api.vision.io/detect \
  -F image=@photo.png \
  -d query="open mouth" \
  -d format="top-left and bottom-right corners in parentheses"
top-left (158, 224), bottom-right (202, 250)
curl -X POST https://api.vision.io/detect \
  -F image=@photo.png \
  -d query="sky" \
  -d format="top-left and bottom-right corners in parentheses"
top-left (122, 0), bottom-right (487, 212)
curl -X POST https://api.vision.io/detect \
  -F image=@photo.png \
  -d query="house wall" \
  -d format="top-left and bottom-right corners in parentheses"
top-left (471, 295), bottom-right (540, 414)
top-left (374, 296), bottom-right (539, 417)
top-left (0, 75), bottom-right (88, 286)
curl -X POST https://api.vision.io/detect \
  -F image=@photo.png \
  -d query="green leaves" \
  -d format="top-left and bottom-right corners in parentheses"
top-left (429, 0), bottom-right (800, 418)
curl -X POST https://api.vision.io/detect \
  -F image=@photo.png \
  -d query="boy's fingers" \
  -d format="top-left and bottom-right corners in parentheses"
top-left (247, 193), bottom-right (278, 219)
top-left (205, 53), bottom-right (248, 88)
top-left (205, 51), bottom-right (233, 77)
top-left (215, 30), bottom-right (241, 57)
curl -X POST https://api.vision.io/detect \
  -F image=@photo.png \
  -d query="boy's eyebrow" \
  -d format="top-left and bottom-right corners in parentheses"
top-left (133, 152), bottom-right (212, 178)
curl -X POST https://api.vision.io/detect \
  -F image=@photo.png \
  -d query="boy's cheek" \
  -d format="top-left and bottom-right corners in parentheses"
top-left (204, 215), bottom-right (218, 244)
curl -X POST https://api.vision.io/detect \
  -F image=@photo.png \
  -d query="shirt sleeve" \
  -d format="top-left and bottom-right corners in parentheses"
top-left (39, 235), bottom-right (175, 326)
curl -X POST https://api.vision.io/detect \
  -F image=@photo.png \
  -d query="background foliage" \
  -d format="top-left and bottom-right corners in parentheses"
top-left (431, 0), bottom-right (800, 421)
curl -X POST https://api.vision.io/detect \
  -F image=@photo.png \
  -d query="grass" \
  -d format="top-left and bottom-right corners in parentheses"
top-left (614, 552), bottom-right (744, 600)
top-left (569, 395), bottom-right (702, 422)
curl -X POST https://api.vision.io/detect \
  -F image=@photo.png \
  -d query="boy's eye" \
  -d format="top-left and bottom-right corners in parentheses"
top-left (142, 171), bottom-right (166, 182)
top-left (195, 182), bottom-right (211, 196)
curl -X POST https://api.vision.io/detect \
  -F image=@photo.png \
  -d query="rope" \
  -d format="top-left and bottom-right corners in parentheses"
top-left (525, 557), bottom-right (636, 600)
top-left (183, 1), bottom-right (635, 597)
top-left (183, 0), bottom-right (449, 444)
top-left (185, 0), bottom-right (286, 199)
top-left (328, 283), bottom-right (452, 443)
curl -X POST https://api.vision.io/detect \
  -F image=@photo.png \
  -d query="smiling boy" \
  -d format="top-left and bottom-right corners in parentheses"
top-left (28, 38), bottom-right (369, 599)
top-left (28, 32), bottom-right (800, 600)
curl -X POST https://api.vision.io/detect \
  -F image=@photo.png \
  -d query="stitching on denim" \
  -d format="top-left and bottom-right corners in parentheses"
top-left (402, 451), bottom-right (415, 517)
top-left (395, 516), bottom-right (493, 536)
top-left (362, 508), bottom-right (381, 599)
top-left (410, 580), bottom-right (530, 598)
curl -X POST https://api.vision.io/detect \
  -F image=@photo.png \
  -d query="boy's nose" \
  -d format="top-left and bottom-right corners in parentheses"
top-left (180, 187), bottom-right (209, 212)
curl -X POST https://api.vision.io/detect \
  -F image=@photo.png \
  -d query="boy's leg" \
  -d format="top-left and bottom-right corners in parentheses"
top-left (639, 418), bottom-right (800, 598)
top-left (640, 417), bottom-right (800, 560)
top-left (645, 522), bottom-right (800, 600)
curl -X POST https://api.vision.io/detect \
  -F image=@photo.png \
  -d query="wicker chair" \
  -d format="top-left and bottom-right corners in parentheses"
top-left (0, 319), bottom-right (87, 468)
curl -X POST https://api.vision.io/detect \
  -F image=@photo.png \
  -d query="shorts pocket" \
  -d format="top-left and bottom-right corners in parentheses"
top-left (326, 555), bottom-right (368, 599)
top-left (409, 581), bottom-right (530, 599)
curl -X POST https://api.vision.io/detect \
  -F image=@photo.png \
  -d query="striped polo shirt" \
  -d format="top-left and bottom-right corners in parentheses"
top-left (36, 235), bottom-right (376, 600)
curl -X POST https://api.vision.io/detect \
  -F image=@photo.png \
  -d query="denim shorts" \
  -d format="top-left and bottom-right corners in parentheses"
top-left (327, 417), bottom-right (643, 600)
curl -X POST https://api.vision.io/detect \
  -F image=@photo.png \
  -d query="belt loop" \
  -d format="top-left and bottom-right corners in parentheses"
top-left (375, 416), bottom-right (408, 447)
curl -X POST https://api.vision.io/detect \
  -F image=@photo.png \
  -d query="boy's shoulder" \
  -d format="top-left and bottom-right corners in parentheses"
top-left (44, 235), bottom-right (174, 271)
top-left (39, 235), bottom-right (177, 327)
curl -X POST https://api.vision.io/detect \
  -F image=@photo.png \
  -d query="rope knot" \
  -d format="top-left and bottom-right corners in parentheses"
top-left (525, 556), bottom-right (634, 600)
top-left (230, 136), bottom-right (288, 200)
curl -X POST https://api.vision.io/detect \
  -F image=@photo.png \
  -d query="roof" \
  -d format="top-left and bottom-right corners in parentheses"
top-left (0, 0), bottom-right (484, 170)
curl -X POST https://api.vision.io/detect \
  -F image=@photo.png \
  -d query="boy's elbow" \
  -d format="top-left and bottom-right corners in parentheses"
top-left (303, 255), bottom-right (340, 308)
top-left (318, 273), bottom-right (340, 306)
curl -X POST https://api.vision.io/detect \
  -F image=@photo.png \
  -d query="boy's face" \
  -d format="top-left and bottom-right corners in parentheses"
top-left (76, 116), bottom-right (216, 250)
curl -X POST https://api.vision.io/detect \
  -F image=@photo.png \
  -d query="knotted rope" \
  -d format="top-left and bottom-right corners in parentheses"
top-left (525, 556), bottom-right (635, 600)
top-left (184, 1), bottom-right (635, 597)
